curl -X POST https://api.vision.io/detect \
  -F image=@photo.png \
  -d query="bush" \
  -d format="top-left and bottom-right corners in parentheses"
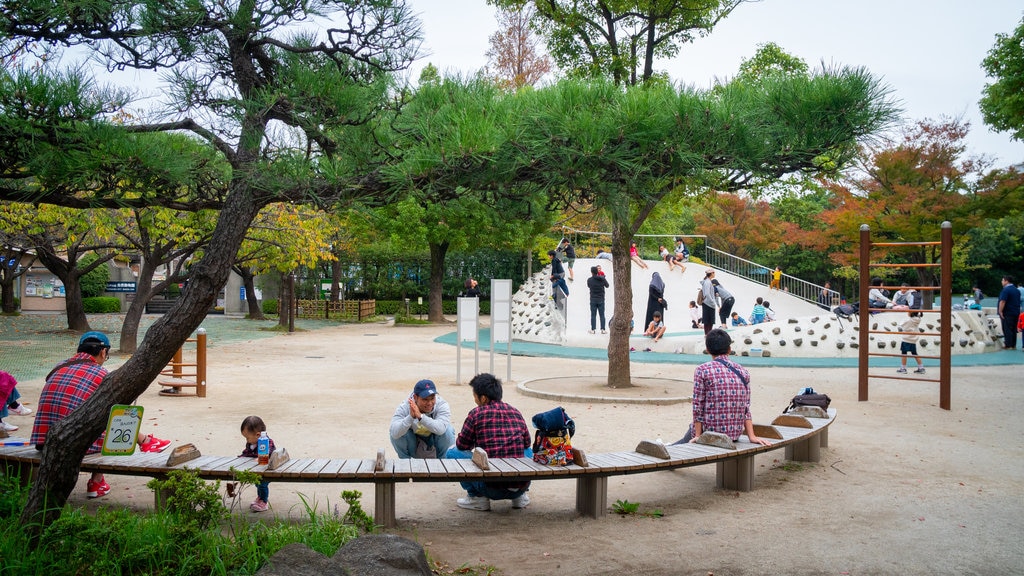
top-left (262, 298), bottom-right (279, 315)
top-left (82, 297), bottom-right (121, 313)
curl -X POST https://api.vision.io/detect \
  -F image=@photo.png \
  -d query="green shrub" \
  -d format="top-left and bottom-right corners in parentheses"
top-left (79, 254), bottom-right (110, 298)
top-left (262, 298), bottom-right (279, 315)
top-left (82, 296), bottom-right (121, 313)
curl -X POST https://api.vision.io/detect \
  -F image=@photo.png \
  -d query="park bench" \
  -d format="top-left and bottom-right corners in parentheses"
top-left (0, 409), bottom-right (834, 527)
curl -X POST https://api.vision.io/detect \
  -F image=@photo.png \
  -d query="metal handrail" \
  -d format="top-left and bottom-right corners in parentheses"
top-left (703, 247), bottom-right (839, 309)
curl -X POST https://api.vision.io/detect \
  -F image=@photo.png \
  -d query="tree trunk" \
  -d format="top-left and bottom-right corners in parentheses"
top-left (118, 267), bottom-right (154, 354)
top-left (239, 269), bottom-right (265, 319)
top-left (428, 241), bottom-right (449, 322)
top-left (0, 275), bottom-right (16, 313)
top-left (19, 182), bottom-right (263, 534)
top-left (330, 256), bottom-right (343, 301)
top-left (606, 219), bottom-right (634, 388)
top-left (278, 271), bottom-right (291, 328)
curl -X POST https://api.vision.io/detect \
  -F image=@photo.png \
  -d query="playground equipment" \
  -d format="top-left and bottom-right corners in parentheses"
top-left (158, 328), bottom-right (208, 397)
top-left (858, 222), bottom-right (952, 410)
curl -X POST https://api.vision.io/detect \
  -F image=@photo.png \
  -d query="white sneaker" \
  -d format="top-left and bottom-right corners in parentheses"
top-left (588, 330), bottom-right (595, 334)
top-left (0, 420), bottom-right (18, 432)
top-left (456, 496), bottom-right (490, 511)
top-left (511, 492), bottom-right (530, 509)
top-left (601, 330), bottom-right (607, 334)
top-left (9, 404), bottom-right (32, 416)
top-left (896, 367), bottom-right (907, 374)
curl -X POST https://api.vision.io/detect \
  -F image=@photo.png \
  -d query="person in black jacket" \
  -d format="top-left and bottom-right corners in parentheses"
top-left (587, 266), bottom-right (610, 334)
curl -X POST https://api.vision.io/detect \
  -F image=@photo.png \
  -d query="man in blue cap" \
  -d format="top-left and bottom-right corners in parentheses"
top-left (30, 331), bottom-right (171, 499)
top-left (389, 378), bottom-right (454, 458)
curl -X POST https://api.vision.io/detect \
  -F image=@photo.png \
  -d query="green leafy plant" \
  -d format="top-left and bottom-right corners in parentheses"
top-left (612, 499), bottom-right (664, 518)
top-left (147, 468), bottom-right (226, 535)
top-left (335, 489), bottom-right (377, 532)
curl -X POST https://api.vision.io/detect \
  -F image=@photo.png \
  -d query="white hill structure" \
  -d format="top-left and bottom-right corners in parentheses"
top-left (510, 258), bottom-right (1003, 359)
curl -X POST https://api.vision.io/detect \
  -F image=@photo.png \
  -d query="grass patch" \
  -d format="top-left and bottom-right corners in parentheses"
top-left (0, 470), bottom-right (371, 576)
top-left (611, 499), bottom-right (664, 518)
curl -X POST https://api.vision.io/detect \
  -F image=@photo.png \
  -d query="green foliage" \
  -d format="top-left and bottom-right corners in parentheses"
top-left (262, 298), bottom-right (279, 315)
top-left (612, 499), bottom-right (664, 518)
top-left (147, 469), bottom-right (226, 534)
top-left (78, 253), bottom-right (110, 298)
top-left (82, 296), bottom-right (121, 313)
top-left (980, 15), bottom-right (1024, 141)
top-left (0, 467), bottom-right (29, 518)
top-left (338, 490), bottom-right (377, 532)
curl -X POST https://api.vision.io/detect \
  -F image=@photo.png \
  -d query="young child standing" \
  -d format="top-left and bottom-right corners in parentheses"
top-left (898, 312), bottom-right (925, 374)
top-left (240, 415), bottom-right (275, 512)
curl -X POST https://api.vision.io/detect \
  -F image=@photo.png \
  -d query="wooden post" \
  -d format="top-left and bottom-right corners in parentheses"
top-left (858, 224), bottom-right (871, 402)
top-left (939, 222), bottom-right (952, 410)
top-left (196, 328), bottom-right (208, 398)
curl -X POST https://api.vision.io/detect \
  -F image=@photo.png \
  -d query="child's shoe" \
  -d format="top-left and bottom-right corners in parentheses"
top-left (250, 498), bottom-right (269, 512)
top-left (896, 367), bottom-right (907, 374)
top-left (913, 367), bottom-right (926, 374)
top-left (9, 403), bottom-right (32, 416)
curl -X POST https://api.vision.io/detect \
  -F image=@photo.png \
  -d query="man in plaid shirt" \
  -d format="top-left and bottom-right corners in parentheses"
top-left (672, 329), bottom-right (771, 446)
top-left (446, 373), bottom-right (532, 511)
top-left (31, 331), bottom-right (170, 499)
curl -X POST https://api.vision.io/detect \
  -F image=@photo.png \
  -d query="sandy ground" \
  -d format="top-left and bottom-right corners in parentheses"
top-left (6, 320), bottom-right (1023, 576)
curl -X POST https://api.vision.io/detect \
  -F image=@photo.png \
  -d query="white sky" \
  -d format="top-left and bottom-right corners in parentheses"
top-left (406, 0), bottom-right (1024, 168)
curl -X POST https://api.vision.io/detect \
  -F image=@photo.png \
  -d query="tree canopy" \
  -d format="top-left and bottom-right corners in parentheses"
top-left (980, 15), bottom-right (1024, 142)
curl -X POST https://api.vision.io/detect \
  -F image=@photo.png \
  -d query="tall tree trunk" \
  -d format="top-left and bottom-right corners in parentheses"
top-left (240, 269), bottom-right (265, 319)
top-left (428, 241), bottom-right (449, 322)
top-left (19, 183), bottom-right (262, 534)
top-left (118, 265), bottom-right (156, 354)
top-left (278, 271), bottom-right (291, 328)
top-left (607, 219), bottom-right (634, 388)
top-left (330, 255), bottom-right (343, 301)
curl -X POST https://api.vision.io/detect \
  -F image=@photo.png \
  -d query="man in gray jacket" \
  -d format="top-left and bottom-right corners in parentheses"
top-left (389, 379), bottom-right (455, 458)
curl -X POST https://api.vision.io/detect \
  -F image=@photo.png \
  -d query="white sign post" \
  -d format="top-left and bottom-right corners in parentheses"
top-left (489, 279), bottom-right (513, 382)
top-left (456, 297), bottom-right (479, 385)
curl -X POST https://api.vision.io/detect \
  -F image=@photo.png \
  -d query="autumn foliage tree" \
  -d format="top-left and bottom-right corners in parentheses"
top-left (803, 118), bottom-right (991, 301)
top-left (693, 192), bottom-right (789, 260)
top-left (486, 4), bottom-right (553, 89)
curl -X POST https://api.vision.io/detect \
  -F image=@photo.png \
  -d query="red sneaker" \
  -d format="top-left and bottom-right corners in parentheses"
top-left (139, 435), bottom-right (171, 453)
top-left (86, 479), bottom-right (110, 498)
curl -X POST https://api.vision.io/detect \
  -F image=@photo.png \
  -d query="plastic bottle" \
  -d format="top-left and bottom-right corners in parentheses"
top-left (257, 431), bottom-right (270, 465)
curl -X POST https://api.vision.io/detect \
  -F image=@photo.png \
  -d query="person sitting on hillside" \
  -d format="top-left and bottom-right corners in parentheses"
top-left (730, 311), bottom-right (748, 326)
top-left (749, 297), bottom-right (767, 324)
top-left (868, 277), bottom-right (894, 309)
top-left (762, 301), bottom-right (776, 322)
top-left (644, 311), bottom-right (667, 343)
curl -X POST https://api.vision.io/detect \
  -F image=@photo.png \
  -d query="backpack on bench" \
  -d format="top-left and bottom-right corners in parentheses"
top-left (531, 407), bottom-right (575, 466)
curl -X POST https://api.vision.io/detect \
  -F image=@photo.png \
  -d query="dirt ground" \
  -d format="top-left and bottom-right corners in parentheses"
top-left (7, 320), bottom-right (1023, 576)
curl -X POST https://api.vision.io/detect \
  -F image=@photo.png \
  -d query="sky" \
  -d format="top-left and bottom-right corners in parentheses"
top-left (405, 0), bottom-right (1024, 168)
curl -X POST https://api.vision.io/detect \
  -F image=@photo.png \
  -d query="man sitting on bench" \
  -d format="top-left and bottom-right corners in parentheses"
top-left (389, 379), bottom-right (454, 459)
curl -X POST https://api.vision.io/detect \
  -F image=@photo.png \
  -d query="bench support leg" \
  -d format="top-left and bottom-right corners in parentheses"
top-left (819, 428), bottom-right (828, 448)
top-left (375, 481), bottom-right (396, 528)
top-left (576, 476), bottom-right (607, 518)
top-left (785, 434), bottom-right (821, 463)
top-left (717, 455), bottom-right (754, 491)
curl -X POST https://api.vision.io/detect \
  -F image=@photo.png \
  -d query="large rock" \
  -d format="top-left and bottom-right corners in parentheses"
top-left (256, 535), bottom-right (431, 576)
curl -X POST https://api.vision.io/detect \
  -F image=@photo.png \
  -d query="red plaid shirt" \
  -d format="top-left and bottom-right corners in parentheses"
top-left (31, 353), bottom-right (106, 453)
top-left (455, 400), bottom-right (531, 457)
top-left (690, 355), bottom-right (753, 441)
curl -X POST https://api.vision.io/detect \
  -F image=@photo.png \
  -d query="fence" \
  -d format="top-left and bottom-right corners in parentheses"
top-left (704, 247), bottom-right (839, 308)
top-left (295, 299), bottom-right (376, 321)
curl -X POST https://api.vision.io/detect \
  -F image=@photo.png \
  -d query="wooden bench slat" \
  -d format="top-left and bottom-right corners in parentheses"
top-left (0, 411), bottom-right (838, 528)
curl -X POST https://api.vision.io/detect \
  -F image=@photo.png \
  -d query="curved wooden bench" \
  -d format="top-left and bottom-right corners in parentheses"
top-left (0, 409), bottom-right (834, 527)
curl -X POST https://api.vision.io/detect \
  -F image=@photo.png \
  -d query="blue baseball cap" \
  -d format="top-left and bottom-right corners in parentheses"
top-left (79, 331), bottom-right (111, 348)
top-left (413, 379), bottom-right (437, 398)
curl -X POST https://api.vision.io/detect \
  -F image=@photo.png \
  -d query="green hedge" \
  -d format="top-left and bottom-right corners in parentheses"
top-left (376, 299), bottom-right (489, 316)
top-left (262, 299), bottom-right (279, 315)
top-left (82, 297), bottom-right (121, 313)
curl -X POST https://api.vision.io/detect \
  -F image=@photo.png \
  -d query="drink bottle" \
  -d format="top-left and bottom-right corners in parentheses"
top-left (257, 431), bottom-right (270, 465)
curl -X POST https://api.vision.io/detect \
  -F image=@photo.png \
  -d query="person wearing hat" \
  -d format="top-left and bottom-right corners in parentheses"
top-left (30, 331), bottom-right (171, 499)
top-left (389, 379), bottom-right (454, 459)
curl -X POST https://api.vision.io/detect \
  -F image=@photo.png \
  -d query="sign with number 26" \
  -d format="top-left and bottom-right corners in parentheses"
top-left (101, 405), bottom-right (144, 456)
